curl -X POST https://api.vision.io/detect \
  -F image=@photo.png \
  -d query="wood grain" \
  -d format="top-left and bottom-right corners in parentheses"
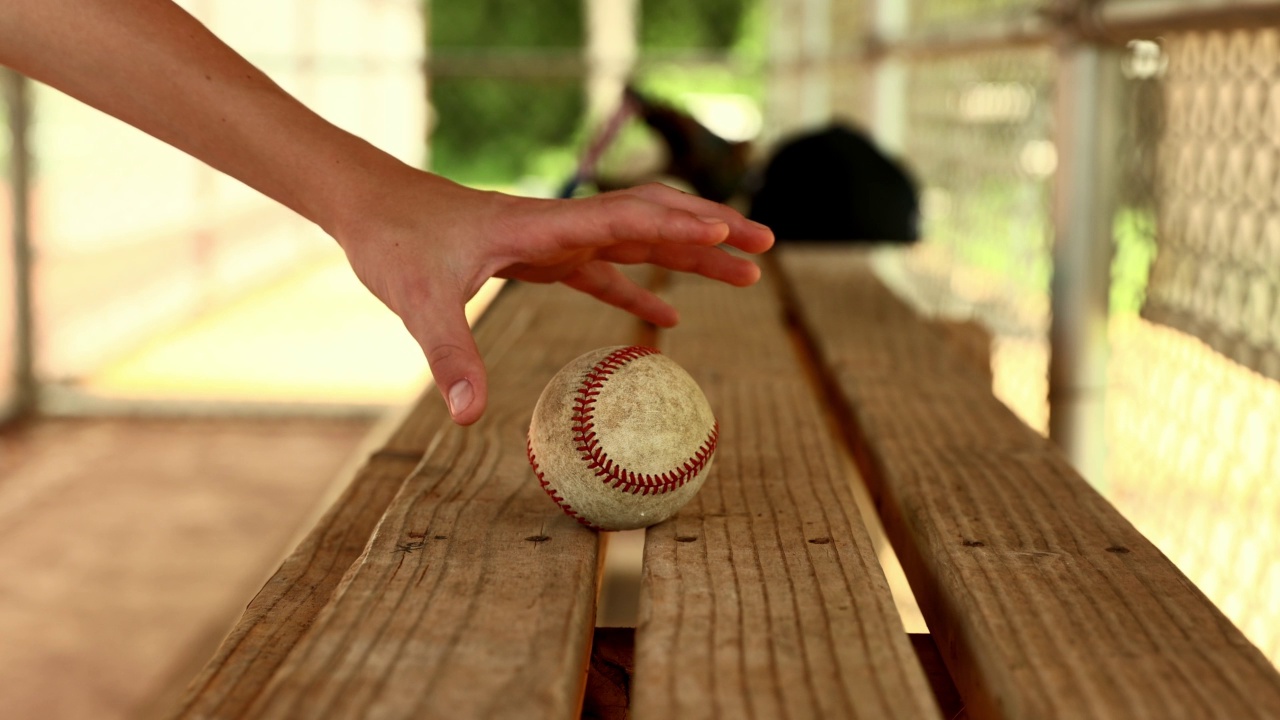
top-left (172, 282), bottom-right (642, 719)
top-left (220, 281), bottom-right (644, 720)
top-left (925, 318), bottom-right (993, 385)
top-left (169, 450), bottom-right (427, 720)
top-left (778, 245), bottom-right (1280, 719)
top-left (168, 288), bottom-right (530, 719)
top-left (631, 269), bottom-right (941, 719)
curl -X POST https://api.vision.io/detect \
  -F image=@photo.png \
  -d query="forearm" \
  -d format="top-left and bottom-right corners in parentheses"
top-left (0, 0), bottom-right (776, 428)
top-left (0, 0), bottom-right (411, 235)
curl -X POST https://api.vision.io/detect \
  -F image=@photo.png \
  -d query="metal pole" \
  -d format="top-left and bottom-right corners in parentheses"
top-left (799, 0), bottom-right (833, 125)
top-left (765, 0), bottom-right (802, 139)
top-left (2, 69), bottom-right (35, 422)
top-left (585, 0), bottom-right (637, 122)
top-left (1049, 39), bottom-right (1120, 488)
top-left (869, 0), bottom-right (908, 154)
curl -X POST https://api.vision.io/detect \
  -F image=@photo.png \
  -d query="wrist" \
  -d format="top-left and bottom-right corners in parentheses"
top-left (305, 140), bottom-right (425, 244)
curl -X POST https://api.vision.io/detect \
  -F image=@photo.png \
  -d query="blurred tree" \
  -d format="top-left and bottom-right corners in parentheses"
top-left (639, 0), bottom-right (751, 50)
top-left (432, 0), bottom-right (582, 49)
top-left (426, 0), bottom-right (763, 187)
top-left (428, 0), bottom-right (584, 186)
top-left (429, 76), bottom-right (582, 185)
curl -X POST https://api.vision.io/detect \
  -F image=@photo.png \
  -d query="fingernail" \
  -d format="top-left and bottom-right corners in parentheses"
top-left (748, 219), bottom-right (771, 231)
top-left (697, 215), bottom-right (727, 225)
top-left (447, 379), bottom-right (473, 418)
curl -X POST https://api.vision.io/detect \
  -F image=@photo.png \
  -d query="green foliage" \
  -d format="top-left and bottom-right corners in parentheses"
top-left (430, 77), bottom-right (584, 186)
top-left (431, 0), bottom-right (582, 47)
top-left (640, 0), bottom-right (752, 50)
top-left (635, 61), bottom-right (764, 104)
top-left (1110, 208), bottom-right (1158, 316)
top-left (427, 0), bottom-right (765, 187)
top-left (428, 0), bottom-right (584, 185)
top-left (625, 0), bottom-right (766, 160)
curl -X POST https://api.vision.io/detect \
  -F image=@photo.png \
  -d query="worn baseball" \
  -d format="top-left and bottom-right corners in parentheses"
top-left (526, 346), bottom-right (719, 531)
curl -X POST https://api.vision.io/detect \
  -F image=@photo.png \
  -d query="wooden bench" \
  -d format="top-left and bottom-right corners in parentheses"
top-left (168, 246), bottom-right (1280, 719)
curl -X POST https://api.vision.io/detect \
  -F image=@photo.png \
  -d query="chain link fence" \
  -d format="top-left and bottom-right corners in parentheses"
top-left (1111, 27), bottom-right (1280, 663)
top-left (1142, 29), bottom-right (1280, 379)
top-left (895, 47), bottom-right (1056, 433)
top-left (865, 3), bottom-right (1280, 666)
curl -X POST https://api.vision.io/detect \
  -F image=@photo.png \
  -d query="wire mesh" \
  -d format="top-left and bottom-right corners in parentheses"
top-left (895, 46), bottom-right (1056, 433)
top-left (1107, 27), bottom-right (1280, 666)
top-left (880, 20), bottom-right (1280, 667)
top-left (1141, 29), bottom-right (1280, 381)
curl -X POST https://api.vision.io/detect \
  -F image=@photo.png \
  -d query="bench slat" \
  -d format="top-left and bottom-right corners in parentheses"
top-left (172, 367), bottom-right (460, 719)
top-left (176, 281), bottom-right (646, 720)
top-left (631, 270), bottom-right (942, 719)
top-left (170, 450), bottom-right (426, 720)
top-left (779, 246), bottom-right (1280, 719)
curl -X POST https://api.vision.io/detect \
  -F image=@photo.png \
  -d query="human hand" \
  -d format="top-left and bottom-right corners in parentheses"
top-left (330, 170), bottom-right (773, 425)
top-left (0, 0), bottom-right (767, 426)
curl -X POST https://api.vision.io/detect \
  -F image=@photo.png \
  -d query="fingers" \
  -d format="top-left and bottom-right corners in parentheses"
top-left (544, 193), bottom-right (732, 249)
top-left (401, 292), bottom-right (488, 426)
top-left (596, 242), bottom-right (761, 286)
top-left (626, 183), bottom-right (775, 254)
top-left (562, 261), bottom-right (679, 327)
top-left (522, 183), bottom-right (773, 256)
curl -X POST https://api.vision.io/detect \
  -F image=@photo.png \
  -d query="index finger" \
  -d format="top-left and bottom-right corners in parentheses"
top-left (521, 191), bottom-right (734, 253)
top-left (518, 184), bottom-right (774, 256)
top-left (625, 182), bottom-right (775, 254)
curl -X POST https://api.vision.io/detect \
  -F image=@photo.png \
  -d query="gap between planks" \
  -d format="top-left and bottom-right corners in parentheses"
top-left (599, 256), bottom-right (960, 718)
top-left (766, 252), bottom-right (931, 637)
top-left (775, 245), bottom-right (1280, 719)
top-left (632, 263), bottom-right (944, 719)
top-left (169, 279), bottom-right (643, 720)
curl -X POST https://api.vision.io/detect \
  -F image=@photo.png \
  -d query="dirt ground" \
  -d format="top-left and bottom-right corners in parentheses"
top-left (0, 416), bottom-right (376, 720)
top-left (0, 254), bottom-right (426, 720)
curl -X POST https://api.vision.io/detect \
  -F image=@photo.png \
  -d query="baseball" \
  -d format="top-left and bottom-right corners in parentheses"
top-left (526, 345), bottom-right (718, 531)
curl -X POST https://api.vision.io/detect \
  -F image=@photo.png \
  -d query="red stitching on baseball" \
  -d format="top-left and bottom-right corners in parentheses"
top-left (527, 437), bottom-right (600, 530)
top-left (571, 346), bottom-right (718, 496)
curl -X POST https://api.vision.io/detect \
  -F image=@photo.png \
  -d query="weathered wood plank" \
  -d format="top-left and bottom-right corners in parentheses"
top-left (778, 245), bottom-right (1280, 719)
top-left (632, 268), bottom-right (941, 719)
top-left (169, 395), bottom-right (446, 720)
top-left (169, 451), bottom-right (426, 720)
top-left (169, 285), bottom-right (541, 720)
top-left (224, 281), bottom-right (645, 720)
top-left (925, 318), bottom-right (992, 385)
top-left (172, 281), bottom-right (640, 717)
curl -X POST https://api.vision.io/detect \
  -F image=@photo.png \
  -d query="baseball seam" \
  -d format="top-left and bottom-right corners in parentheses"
top-left (571, 346), bottom-right (718, 496)
top-left (527, 437), bottom-right (601, 530)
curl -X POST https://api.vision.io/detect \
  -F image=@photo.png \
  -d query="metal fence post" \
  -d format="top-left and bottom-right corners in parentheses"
top-left (1049, 38), bottom-right (1121, 487)
top-left (2, 69), bottom-right (34, 423)
top-left (869, 0), bottom-right (907, 154)
top-left (799, 0), bottom-right (832, 125)
top-left (585, 0), bottom-right (637, 122)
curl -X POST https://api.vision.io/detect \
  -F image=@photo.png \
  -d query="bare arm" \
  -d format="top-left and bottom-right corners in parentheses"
top-left (0, 0), bottom-right (394, 232)
top-left (0, 0), bottom-right (774, 424)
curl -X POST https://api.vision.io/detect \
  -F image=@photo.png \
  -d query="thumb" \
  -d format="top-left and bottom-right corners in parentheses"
top-left (405, 297), bottom-right (488, 426)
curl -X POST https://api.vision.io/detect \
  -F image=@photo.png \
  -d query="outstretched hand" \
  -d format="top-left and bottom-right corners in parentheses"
top-left (331, 171), bottom-right (774, 425)
top-left (0, 0), bottom-right (774, 425)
